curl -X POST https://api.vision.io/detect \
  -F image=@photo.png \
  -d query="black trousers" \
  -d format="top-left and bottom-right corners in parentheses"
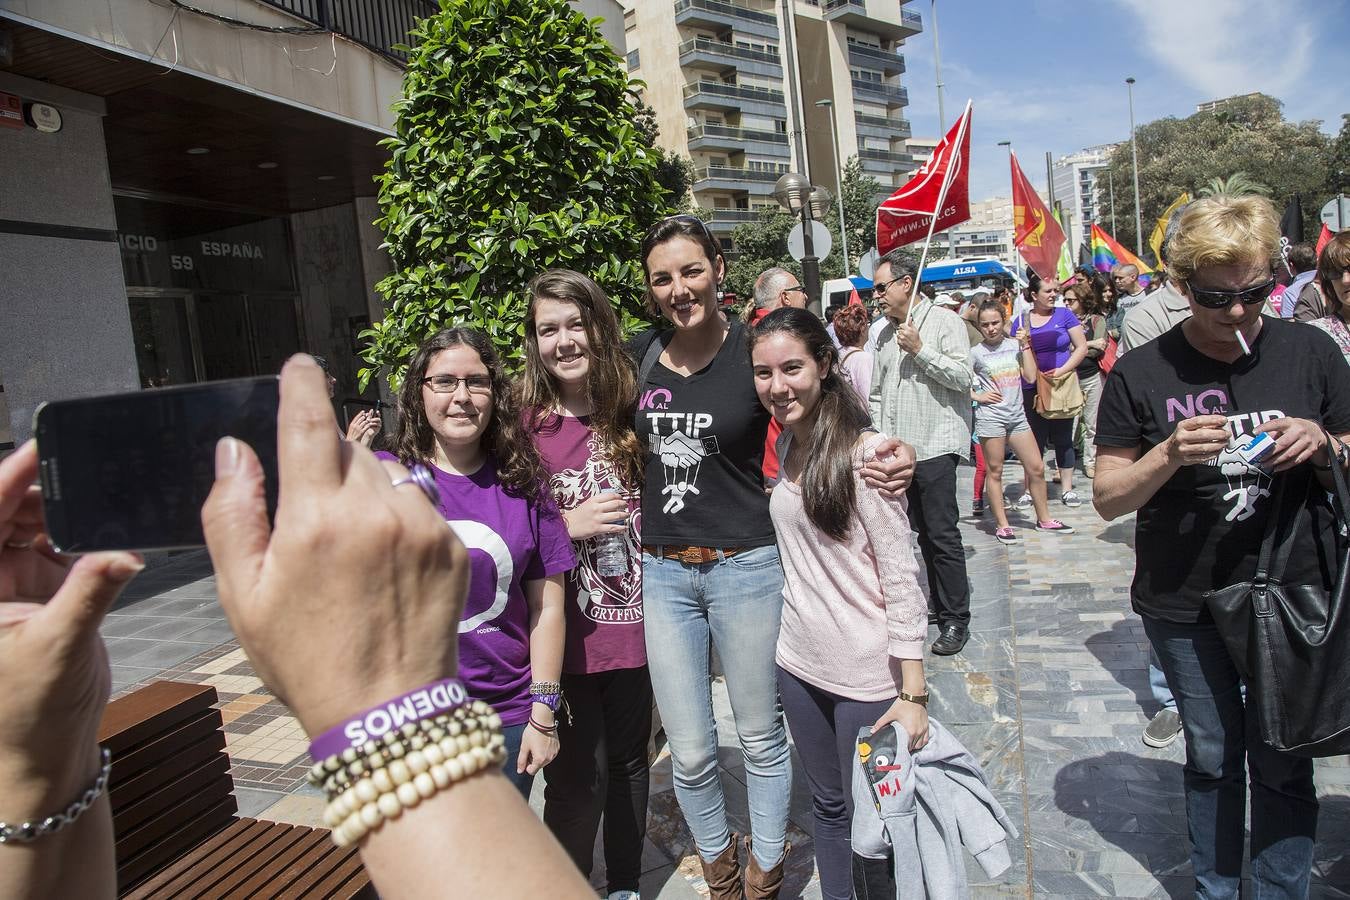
top-left (542, 665), bottom-right (653, 893)
top-left (904, 453), bottom-right (971, 626)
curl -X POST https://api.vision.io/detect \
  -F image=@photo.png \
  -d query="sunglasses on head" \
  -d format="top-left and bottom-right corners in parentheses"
top-left (1186, 276), bottom-right (1276, 309)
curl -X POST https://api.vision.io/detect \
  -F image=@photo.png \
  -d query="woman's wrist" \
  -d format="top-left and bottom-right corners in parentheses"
top-left (0, 742), bottom-right (104, 822)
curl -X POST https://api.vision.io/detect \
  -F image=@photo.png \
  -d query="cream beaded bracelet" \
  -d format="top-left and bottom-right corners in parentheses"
top-left (319, 703), bottom-right (506, 847)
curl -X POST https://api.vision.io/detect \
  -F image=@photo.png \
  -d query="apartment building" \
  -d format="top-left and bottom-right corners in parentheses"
top-left (622, 0), bottom-right (920, 252)
top-left (1050, 144), bottom-right (1117, 256)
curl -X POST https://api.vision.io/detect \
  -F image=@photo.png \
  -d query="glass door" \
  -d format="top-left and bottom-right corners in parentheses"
top-left (127, 292), bottom-right (198, 388)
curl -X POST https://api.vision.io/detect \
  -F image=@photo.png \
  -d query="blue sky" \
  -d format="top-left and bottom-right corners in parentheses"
top-left (898, 0), bottom-right (1350, 203)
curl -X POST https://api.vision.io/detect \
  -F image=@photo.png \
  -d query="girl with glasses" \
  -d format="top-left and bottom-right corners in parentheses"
top-left (381, 327), bottom-right (575, 798)
top-left (519, 270), bottom-right (650, 900)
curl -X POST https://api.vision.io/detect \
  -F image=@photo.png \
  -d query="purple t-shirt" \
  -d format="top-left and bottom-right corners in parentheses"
top-left (529, 413), bottom-right (646, 675)
top-left (1012, 307), bottom-right (1081, 386)
top-left (375, 452), bottom-right (575, 726)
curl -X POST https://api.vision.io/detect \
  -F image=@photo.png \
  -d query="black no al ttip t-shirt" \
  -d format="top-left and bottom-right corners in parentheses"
top-left (631, 320), bottom-right (776, 548)
top-left (1095, 317), bottom-right (1350, 623)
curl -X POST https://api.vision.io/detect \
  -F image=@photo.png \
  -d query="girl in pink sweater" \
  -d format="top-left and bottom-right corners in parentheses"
top-left (748, 307), bottom-right (930, 900)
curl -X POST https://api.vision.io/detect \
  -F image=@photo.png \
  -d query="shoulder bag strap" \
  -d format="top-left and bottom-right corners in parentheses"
top-left (638, 330), bottom-right (671, 389)
top-left (1267, 431), bottom-right (1350, 584)
top-left (1252, 471), bottom-right (1290, 587)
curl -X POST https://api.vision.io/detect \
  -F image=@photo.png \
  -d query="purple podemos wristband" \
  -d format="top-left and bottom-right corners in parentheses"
top-left (309, 678), bottom-right (469, 762)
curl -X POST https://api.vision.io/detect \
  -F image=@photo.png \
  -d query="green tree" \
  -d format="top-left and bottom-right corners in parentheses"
top-left (1331, 114), bottom-right (1350, 194)
top-left (1197, 171), bottom-right (1271, 197)
top-left (1099, 93), bottom-right (1335, 258)
top-left (360, 0), bottom-right (674, 390)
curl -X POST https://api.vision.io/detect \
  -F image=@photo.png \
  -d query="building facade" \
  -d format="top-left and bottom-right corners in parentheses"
top-left (622, 0), bottom-right (920, 254)
top-left (0, 0), bottom-right (625, 448)
top-left (1050, 144), bottom-right (1117, 259)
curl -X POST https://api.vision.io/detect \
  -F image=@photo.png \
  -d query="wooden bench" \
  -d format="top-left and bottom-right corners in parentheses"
top-left (99, 680), bottom-right (375, 899)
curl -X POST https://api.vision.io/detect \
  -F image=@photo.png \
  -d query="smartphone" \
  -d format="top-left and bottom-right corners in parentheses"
top-left (34, 376), bottom-right (280, 552)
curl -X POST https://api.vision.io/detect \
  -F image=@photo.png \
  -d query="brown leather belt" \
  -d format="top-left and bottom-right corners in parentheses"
top-left (643, 544), bottom-right (748, 565)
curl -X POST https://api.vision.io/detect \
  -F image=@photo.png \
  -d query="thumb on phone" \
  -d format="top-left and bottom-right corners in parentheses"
top-left (202, 437), bottom-right (272, 599)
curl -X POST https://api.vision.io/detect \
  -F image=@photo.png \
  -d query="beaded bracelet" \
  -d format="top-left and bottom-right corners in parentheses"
top-left (309, 701), bottom-right (502, 797)
top-left (323, 708), bottom-right (506, 846)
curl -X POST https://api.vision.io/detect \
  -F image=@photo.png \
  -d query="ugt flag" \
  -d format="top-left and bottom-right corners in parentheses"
top-left (876, 102), bottom-right (972, 255)
top-left (1010, 151), bottom-right (1065, 280)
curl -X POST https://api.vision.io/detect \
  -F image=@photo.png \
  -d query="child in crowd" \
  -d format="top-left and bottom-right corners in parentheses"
top-left (520, 270), bottom-right (651, 900)
top-left (381, 326), bottom-right (574, 798)
top-left (970, 301), bottom-right (1074, 543)
top-left (748, 307), bottom-right (929, 900)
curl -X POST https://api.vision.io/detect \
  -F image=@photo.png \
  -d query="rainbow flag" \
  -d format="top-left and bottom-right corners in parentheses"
top-left (1091, 223), bottom-right (1153, 287)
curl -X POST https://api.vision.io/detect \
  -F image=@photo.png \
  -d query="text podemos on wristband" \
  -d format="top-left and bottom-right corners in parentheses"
top-left (309, 679), bottom-right (469, 761)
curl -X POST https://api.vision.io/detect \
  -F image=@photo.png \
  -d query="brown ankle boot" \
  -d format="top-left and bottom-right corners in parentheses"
top-left (699, 833), bottom-right (744, 900)
top-left (743, 835), bottom-right (790, 900)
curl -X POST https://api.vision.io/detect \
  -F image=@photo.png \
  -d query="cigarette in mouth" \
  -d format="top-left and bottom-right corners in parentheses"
top-left (1235, 329), bottom-right (1251, 356)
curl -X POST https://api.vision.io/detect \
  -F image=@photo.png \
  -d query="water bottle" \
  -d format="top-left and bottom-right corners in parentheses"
top-left (593, 491), bottom-right (628, 578)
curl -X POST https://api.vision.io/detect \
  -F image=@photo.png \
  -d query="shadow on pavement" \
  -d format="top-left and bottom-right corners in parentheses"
top-left (1096, 520), bottom-right (1135, 547)
top-left (1085, 620), bottom-right (1157, 715)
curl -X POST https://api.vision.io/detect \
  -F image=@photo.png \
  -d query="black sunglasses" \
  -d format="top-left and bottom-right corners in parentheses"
top-left (1186, 277), bottom-right (1276, 309)
top-left (872, 276), bottom-right (907, 295)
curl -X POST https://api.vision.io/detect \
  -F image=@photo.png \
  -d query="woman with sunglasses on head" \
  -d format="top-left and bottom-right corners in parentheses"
top-left (519, 270), bottom-right (651, 900)
top-left (1094, 196), bottom-right (1350, 899)
top-left (380, 327), bottom-right (575, 799)
top-left (632, 215), bottom-right (915, 898)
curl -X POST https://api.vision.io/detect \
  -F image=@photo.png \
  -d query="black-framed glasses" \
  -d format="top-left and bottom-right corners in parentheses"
top-left (422, 374), bottom-right (493, 394)
top-left (873, 276), bottom-right (905, 295)
top-left (1186, 277), bottom-right (1277, 309)
top-left (782, 285), bottom-right (807, 296)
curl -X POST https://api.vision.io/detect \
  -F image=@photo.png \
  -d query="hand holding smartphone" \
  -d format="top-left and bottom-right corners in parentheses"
top-left (35, 377), bottom-right (281, 552)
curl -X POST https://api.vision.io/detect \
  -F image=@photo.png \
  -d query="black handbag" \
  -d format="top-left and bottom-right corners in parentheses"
top-left (1204, 434), bottom-right (1350, 757)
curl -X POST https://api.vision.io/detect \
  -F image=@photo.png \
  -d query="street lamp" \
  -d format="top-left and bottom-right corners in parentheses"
top-left (1126, 76), bottom-right (1143, 255)
top-left (815, 98), bottom-right (850, 275)
top-left (774, 171), bottom-right (823, 316)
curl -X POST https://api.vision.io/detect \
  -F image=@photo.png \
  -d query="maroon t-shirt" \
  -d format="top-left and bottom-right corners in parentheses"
top-left (529, 412), bottom-right (646, 674)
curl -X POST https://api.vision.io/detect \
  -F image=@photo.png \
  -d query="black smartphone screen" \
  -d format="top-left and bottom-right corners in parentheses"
top-left (35, 376), bottom-right (281, 552)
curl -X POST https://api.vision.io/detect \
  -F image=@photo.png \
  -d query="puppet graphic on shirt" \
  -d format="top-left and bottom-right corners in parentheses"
top-left (641, 396), bottom-right (722, 515)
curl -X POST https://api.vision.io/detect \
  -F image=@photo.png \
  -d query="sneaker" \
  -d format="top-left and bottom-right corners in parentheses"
top-left (1084, 463), bottom-right (1096, 478)
top-left (995, 527), bottom-right (1017, 544)
top-left (972, 497), bottom-right (985, 515)
top-left (1035, 519), bottom-right (1075, 534)
top-left (1015, 492), bottom-right (1032, 510)
top-left (608, 892), bottom-right (641, 900)
top-left (1061, 490), bottom-right (1083, 508)
top-left (1142, 708), bottom-right (1183, 748)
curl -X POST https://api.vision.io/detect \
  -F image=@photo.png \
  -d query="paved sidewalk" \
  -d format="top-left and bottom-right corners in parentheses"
top-left (102, 464), bottom-right (1350, 898)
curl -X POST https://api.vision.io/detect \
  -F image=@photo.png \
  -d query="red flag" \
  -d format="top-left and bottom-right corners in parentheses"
top-left (1317, 223), bottom-right (1335, 257)
top-left (1011, 152), bottom-right (1066, 280)
top-left (876, 103), bottom-right (972, 254)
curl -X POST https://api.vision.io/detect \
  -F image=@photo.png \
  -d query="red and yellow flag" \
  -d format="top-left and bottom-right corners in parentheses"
top-left (1010, 152), bottom-right (1065, 280)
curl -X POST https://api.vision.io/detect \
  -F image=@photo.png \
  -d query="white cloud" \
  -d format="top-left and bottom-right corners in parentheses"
top-left (1115, 0), bottom-right (1317, 101)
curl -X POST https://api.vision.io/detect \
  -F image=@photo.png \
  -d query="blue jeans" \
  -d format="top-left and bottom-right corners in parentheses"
top-left (1144, 615), bottom-right (1318, 899)
top-left (642, 545), bottom-right (792, 871)
top-left (502, 722), bottom-right (534, 799)
top-left (1149, 647), bottom-right (1176, 711)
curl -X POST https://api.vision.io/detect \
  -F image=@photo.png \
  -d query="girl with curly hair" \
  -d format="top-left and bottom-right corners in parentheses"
top-left (382, 326), bottom-right (575, 798)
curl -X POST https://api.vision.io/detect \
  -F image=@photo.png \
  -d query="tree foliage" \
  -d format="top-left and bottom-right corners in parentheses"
top-left (1197, 171), bottom-right (1271, 198)
top-left (360, 0), bottom-right (675, 390)
top-left (1099, 94), bottom-right (1338, 260)
top-left (721, 157), bottom-right (915, 298)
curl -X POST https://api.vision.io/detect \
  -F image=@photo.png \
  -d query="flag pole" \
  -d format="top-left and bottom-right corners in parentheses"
top-left (902, 100), bottom-right (970, 326)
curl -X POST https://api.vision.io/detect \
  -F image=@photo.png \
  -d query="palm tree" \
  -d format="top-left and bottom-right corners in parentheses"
top-left (1197, 172), bottom-right (1273, 198)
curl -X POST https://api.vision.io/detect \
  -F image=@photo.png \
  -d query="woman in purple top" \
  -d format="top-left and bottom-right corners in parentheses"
top-left (519, 269), bottom-right (651, 899)
top-left (380, 327), bottom-right (575, 799)
top-left (1010, 272), bottom-right (1088, 507)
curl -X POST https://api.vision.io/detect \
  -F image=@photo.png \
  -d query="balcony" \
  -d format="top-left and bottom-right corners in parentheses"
top-left (847, 43), bottom-right (905, 76)
top-left (678, 37), bottom-right (783, 77)
top-left (687, 123), bottom-right (790, 156)
top-left (674, 0), bottom-right (780, 40)
top-left (859, 147), bottom-right (917, 178)
top-left (854, 112), bottom-right (912, 139)
top-left (692, 165), bottom-right (783, 193)
top-left (704, 208), bottom-right (763, 230)
top-left (851, 79), bottom-right (909, 107)
top-left (823, 0), bottom-right (923, 40)
top-left (257, 0), bottom-right (437, 62)
top-left (683, 80), bottom-right (787, 117)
